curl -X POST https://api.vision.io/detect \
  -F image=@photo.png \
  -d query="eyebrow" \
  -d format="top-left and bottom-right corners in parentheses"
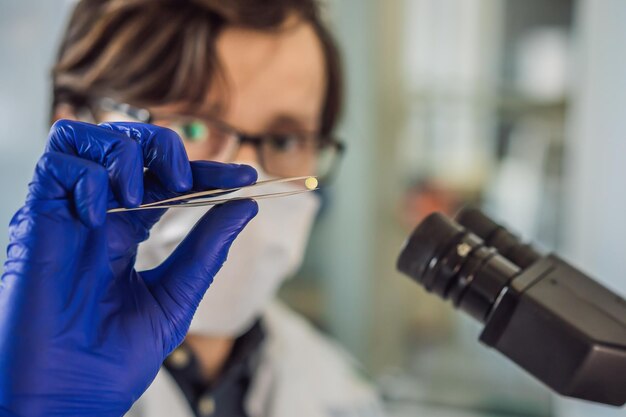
top-left (265, 114), bottom-right (319, 133)
top-left (151, 108), bottom-right (319, 135)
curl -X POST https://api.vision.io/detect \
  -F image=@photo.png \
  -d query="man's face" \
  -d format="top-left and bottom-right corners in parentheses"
top-left (151, 16), bottom-right (327, 172)
top-left (131, 18), bottom-right (328, 337)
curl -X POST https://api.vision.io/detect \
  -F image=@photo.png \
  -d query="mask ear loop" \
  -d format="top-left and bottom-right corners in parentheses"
top-left (107, 176), bottom-right (318, 213)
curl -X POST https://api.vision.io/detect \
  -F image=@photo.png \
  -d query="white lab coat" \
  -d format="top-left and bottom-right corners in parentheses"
top-left (127, 301), bottom-right (385, 417)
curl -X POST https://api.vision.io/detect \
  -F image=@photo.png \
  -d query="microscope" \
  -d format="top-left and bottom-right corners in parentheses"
top-left (397, 208), bottom-right (626, 406)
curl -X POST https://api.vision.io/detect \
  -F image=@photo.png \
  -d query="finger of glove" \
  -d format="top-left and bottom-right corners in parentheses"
top-left (45, 119), bottom-right (144, 207)
top-left (0, 407), bottom-right (21, 417)
top-left (142, 160), bottom-right (258, 205)
top-left (27, 152), bottom-right (108, 228)
top-left (143, 199), bottom-right (258, 347)
top-left (99, 122), bottom-right (192, 193)
top-left (104, 162), bottom-right (257, 273)
top-left (121, 161), bottom-right (258, 234)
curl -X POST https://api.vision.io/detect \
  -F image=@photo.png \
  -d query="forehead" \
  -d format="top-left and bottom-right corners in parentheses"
top-left (211, 18), bottom-right (326, 131)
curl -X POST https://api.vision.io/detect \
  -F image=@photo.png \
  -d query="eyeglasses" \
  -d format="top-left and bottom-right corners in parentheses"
top-left (97, 98), bottom-right (345, 183)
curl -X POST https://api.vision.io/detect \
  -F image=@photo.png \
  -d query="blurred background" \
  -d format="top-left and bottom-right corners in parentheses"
top-left (1, 0), bottom-right (625, 416)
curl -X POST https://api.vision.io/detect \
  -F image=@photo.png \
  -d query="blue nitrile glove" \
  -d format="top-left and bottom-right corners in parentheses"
top-left (0, 120), bottom-right (258, 417)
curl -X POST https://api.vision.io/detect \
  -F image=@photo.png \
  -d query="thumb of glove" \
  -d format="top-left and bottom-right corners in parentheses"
top-left (141, 199), bottom-right (258, 352)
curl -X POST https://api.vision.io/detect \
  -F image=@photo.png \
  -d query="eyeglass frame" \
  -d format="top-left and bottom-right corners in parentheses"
top-left (96, 97), bottom-right (346, 183)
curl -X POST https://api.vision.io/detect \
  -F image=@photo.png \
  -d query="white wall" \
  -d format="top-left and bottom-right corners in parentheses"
top-left (558, 0), bottom-right (626, 415)
top-left (0, 0), bottom-right (73, 262)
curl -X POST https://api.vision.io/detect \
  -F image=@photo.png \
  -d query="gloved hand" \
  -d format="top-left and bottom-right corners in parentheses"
top-left (0, 120), bottom-right (258, 417)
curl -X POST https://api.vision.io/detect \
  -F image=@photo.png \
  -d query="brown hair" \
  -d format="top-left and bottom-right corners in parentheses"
top-left (52, 0), bottom-right (342, 134)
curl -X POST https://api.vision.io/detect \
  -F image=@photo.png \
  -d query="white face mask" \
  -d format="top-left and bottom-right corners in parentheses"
top-left (135, 168), bottom-right (321, 336)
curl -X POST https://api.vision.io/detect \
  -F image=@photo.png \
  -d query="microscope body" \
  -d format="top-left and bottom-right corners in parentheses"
top-left (397, 209), bottom-right (626, 406)
top-left (480, 255), bottom-right (626, 406)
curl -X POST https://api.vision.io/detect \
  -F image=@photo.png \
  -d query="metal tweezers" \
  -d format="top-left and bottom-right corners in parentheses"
top-left (107, 176), bottom-right (317, 213)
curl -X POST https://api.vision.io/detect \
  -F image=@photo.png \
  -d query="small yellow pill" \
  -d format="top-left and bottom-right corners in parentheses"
top-left (305, 177), bottom-right (319, 190)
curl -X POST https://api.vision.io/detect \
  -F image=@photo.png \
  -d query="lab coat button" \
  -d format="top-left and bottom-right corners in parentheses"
top-left (167, 347), bottom-right (190, 369)
top-left (198, 395), bottom-right (216, 416)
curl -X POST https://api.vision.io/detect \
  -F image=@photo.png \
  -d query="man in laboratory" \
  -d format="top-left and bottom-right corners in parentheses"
top-left (0, 0), bottom-right (383, 416)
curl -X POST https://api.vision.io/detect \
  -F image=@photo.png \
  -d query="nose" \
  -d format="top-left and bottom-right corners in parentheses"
top-left (233, 143), bottom-right (259, 167)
